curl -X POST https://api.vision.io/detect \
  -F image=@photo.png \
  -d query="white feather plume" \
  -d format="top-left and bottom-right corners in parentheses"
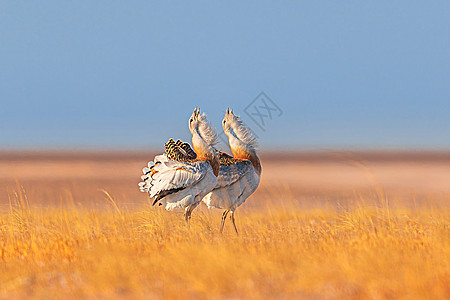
top-left (231, 115), bottom-right (258, 151)
top-left (197, 112), bottom-right (218, 147)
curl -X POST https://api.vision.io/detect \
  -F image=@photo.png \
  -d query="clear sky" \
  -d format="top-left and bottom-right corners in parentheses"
top-left (1, 1), bottom-right (449, 150)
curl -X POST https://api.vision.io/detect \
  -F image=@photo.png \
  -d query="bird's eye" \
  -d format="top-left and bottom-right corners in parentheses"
top-left (190, 118), bottom-right (193, 123)
top-left (223, 120), bottom-right (226, 124)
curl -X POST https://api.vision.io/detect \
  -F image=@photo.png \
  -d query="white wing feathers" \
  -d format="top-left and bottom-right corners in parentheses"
top-left (139, 154), bottom-right (207, 199)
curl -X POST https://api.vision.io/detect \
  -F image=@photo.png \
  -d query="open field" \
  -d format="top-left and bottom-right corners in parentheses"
top-left (0, 151), bottom-right (449, 299)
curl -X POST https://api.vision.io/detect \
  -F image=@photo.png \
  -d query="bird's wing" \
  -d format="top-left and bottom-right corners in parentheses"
top-left (215, 154), bottom-right (253, 188)
top-left (139, 154), bottom-right (208, 200)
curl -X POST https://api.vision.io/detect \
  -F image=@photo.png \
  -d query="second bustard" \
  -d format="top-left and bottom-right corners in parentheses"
top-left (202, 108), bottom-right (262, 234)
top-left (139, 108), bottom-right (219, 226)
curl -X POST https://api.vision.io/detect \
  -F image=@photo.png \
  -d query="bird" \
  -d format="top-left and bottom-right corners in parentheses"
top-left (202, 108), bottom-right (262, 234)
top-left (138, 108), bottom-right (220, 228)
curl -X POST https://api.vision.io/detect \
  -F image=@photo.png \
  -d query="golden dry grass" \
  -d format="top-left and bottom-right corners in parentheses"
top-left (0, 151), bottom-right (449, 299)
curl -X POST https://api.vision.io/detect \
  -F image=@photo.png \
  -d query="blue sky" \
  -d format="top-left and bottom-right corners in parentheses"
top-left (1, 1), bottom-right (449, 150)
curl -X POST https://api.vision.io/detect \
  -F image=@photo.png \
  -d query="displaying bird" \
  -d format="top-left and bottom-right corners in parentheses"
top-left (138, 108), bottom-right (219, 227)
top-left (202, 108), bottom-right (262, 234)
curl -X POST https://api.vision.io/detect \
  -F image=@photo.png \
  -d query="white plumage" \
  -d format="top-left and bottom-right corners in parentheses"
top-left (202, 108), bottom-right (262, 234)
top-left (138, 108), bottom-right (220, 226)
top-left (140, 154), bottom-right (217, 211)
top-left (202, 161), bottom-right (259, 209)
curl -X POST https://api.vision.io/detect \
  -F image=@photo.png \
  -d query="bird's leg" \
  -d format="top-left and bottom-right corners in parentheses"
top-left (185, 201), bottom-right (200, 231)
top-left (184, 207), bottom-right (192, 230)
top-left (230, 211), bottom-right (238, 235)
top-left (220, 210), bottom-right (229, 233)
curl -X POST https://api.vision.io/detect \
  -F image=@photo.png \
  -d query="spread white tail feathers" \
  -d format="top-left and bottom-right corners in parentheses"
top-left (139, 154), bottom-right (204, 197)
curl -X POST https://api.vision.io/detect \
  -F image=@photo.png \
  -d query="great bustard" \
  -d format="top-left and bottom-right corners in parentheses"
top-left (202, 108), bottom-right (262, 234)
top-left (138, 108), bottom-right (220, 227)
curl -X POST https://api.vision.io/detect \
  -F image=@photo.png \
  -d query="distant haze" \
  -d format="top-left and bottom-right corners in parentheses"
top-left (1, 2), bottom-right (449, 150)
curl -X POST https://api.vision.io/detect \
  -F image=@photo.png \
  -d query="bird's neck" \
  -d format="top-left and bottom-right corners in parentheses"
top-left (192, 134), bottom-right (220, 176)
top-left (230, 143), bottom-right (261, 175)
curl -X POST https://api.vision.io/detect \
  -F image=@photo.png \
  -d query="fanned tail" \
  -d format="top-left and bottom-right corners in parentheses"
top-left (138, 139), bottom-right (203, 206)
top-left (138, 159), bottom-right (159, 194)
top-left (139, 154), bottom-right (186, 205)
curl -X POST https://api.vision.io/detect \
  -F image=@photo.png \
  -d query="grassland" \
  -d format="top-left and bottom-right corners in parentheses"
top-left (0, 151), bottom-right (449, 299)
